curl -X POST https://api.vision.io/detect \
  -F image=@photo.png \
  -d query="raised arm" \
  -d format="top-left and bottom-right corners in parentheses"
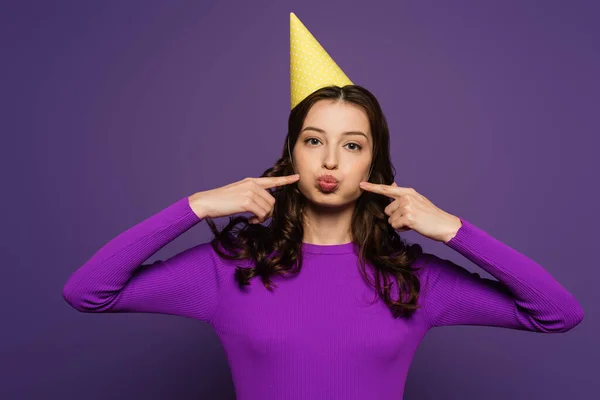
top-left (62, 196), bottom-right (223, 324)
top-left (418, 218), bottom-right (584, 333)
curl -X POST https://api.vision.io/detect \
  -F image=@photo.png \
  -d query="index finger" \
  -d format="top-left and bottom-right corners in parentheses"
top-left (359, 182), bottom-right (410, 199)
top-left (254, 174), bottom-right (300, 189)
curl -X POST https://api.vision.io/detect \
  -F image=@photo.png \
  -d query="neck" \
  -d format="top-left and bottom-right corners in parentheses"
top-left (301, 201), bottom-right (355, 245)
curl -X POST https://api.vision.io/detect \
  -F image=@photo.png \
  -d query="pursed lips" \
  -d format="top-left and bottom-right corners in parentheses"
top-left (316, 174), bottom-right (339, 184)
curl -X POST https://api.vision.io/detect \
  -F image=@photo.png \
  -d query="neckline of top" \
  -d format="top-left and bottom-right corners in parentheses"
top-left (301, 241), bottom-right (357, 254)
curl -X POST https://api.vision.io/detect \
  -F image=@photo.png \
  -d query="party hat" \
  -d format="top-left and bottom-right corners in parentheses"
top-left (290, 12), bottom-right (353, 109)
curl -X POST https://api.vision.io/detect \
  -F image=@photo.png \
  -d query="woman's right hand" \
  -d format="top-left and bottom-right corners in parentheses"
top-left (188, 174), bottom-right (300, 224)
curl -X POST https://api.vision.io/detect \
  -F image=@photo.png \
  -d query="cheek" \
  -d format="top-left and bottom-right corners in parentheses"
top-left (346, 163), bottom-right (370, 179)
top-left (296, 177), bottom-right (311, 193)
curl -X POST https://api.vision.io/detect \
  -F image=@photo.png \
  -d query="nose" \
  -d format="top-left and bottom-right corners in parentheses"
top-left (323, 160), bottom-right (338, 170)
top-left (323, 147), bottom-right (339, 170)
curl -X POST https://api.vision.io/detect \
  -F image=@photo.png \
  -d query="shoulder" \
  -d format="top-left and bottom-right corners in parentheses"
top-left (409, 252), bottom-right (465, 284)
top-left (410, 251), bottom-right (483, 298)
top-left (171, 241), bottom-right (250, 275)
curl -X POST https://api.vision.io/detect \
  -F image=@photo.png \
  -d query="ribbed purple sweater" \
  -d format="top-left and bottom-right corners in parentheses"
top-left (62, 196), bottom-right (584, 399)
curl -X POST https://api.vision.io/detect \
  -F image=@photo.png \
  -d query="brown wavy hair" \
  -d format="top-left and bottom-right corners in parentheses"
top-left (204, 84), bottom-right (424, 318)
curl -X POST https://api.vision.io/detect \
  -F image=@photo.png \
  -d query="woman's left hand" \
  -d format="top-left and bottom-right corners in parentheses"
top-left (359, 181), bottom-right (462, 243)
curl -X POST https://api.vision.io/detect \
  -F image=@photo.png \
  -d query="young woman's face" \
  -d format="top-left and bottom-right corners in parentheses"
top-left (292, 99), bottom-right (373, 208)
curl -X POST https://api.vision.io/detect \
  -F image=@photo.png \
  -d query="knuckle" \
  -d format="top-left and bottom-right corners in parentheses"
top-left (241, 197), bottom-right (253, 209)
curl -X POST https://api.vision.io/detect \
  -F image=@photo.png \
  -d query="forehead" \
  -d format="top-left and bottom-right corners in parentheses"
top-left (302, 100), bottom-right (371, 138)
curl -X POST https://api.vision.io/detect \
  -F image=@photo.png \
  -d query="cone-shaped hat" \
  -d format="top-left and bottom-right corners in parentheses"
top-left (290, 12), bottom-right (353, 109)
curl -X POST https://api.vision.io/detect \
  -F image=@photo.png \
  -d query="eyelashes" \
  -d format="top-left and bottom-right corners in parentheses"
top-left (303, 138), bottom-right (363, 152)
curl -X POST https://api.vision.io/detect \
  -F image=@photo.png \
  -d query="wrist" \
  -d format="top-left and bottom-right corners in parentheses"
top-left (441, 215), bottom-right (462, 243)
top-left (187, 192), bottom-right (207, 219)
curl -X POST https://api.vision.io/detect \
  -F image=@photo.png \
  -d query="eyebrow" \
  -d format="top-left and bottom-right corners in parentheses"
top-left (300, 126), bottom-right (369, 141)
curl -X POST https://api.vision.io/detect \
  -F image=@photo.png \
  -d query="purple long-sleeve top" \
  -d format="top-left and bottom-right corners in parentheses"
top-left (62, 196), bottom-right (584, 399)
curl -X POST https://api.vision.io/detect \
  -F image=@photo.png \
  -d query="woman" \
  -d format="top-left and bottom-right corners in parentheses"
top-left (63, 84), bottom-right (583, 400)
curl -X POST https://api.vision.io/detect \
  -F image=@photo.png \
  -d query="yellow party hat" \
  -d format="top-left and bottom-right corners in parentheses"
top-left (290, 12), bottom-right (353, 109)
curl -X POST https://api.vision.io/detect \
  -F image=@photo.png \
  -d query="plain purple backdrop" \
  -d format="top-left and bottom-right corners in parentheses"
top-left (2, 0), bottom-right (598, 399)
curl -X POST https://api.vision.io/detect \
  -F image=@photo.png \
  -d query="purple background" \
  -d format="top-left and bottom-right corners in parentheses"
top-left (2, 1), bottom-right (597, 399)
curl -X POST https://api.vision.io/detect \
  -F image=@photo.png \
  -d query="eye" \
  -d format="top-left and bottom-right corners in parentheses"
top-left (303, 138), bottom-right (363, 152)
top-left (346, 143), bottom-right (363, 151)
